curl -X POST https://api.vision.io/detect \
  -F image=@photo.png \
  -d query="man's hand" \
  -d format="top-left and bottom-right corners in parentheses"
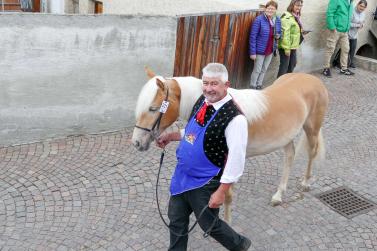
top-left (208, 183), bottom-right (232, 208)
top-left (156, 131), bottom-right (181, 148)
top-left (156, 133), bottom-right (171, 148)
top-left (285, 50), bottom-right (291, 57)
top-left (250, 55), bottom-right (256, 60)
top-left (209, 189), bottom-right (225, 208)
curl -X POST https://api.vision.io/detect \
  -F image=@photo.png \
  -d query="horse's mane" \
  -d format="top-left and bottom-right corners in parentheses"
top-left (228, 88), bottom-right (268, 123)
top-left (135, 76), bottom-right (161, 119)
top-left (135, 76), bottom-right (268, 124)
top-left (173, 77), bottom-right (203, 120)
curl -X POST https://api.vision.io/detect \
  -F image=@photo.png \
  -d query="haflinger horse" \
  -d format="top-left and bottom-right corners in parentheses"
top-left (132, 67), bottom-right (328, 222)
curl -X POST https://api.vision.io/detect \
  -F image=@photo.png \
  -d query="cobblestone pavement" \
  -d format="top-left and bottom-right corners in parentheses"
top-left (1, 68), bottom-right (377, 251)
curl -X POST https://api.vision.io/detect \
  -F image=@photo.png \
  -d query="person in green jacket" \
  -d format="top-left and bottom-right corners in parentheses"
top-left (277, 0), bottom-right (307, 77)
top-left (322, 0), bottom-right (355, 77)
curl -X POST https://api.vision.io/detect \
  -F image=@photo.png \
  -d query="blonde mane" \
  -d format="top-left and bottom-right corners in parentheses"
top-left (228, 88), bottom-right (268, 123)
top-left (172, 77), bottom-right (203, 120)
top-left (135, 76), bottom-right (163, 119)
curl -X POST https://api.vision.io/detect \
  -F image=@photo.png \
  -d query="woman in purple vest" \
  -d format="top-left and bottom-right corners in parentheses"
top-left (249, 1), bottom-right (281, 90)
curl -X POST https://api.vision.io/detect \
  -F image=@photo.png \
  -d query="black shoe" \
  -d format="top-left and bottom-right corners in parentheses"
top-left (256, 86), bottom-right (262, 90)
top-left (322, 68), bottom-right (332, 78)
top-left (340, 68), bottom-right (355, 75)
top-left (349, 63), bottom-right (356, 68)
top-left (237, 236), bottom-right (251, 251)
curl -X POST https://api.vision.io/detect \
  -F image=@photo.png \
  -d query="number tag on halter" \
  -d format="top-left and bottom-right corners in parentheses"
top-left (159, 101), bottom-right (170, 113)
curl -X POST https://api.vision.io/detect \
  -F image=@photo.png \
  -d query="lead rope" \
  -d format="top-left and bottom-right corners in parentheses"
top-left (155, 148), bottom-right (218, 238)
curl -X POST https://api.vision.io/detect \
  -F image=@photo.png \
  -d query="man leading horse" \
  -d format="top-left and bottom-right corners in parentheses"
top-left (156, 63), bottom-right (251, 251)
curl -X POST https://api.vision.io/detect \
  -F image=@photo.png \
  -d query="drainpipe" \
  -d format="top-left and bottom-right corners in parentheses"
top-left (2, 0), bottom-right (4, 12)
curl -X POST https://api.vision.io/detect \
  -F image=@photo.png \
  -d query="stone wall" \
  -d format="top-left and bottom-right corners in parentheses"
top-left (0, 13), bottom-right (176, 146)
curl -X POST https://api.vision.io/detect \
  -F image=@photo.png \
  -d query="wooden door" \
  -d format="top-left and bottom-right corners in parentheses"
top-left (173, 11), bottom-right (259, 89)
top-left (32, 0), bottom-right (40, 12)
top-left (94, 1), bottom-right (102, 14)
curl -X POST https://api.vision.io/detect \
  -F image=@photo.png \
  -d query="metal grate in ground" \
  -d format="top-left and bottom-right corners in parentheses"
top-left (316, 186), bottom-right (377, 219)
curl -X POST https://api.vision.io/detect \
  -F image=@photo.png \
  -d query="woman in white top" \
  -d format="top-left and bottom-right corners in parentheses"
top-left (348, 0), bottom-right (367, 68)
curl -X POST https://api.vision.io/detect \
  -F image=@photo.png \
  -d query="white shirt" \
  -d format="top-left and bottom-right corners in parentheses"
top-left (181, 93), bottom-right (248, 184)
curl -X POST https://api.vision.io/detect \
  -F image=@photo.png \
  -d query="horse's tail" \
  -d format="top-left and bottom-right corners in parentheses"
top-left (296, 128), bottom-right (325, 162)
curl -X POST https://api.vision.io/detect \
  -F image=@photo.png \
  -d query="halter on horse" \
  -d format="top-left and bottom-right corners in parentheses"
top-left (134, 84), bottom-right (169, 142)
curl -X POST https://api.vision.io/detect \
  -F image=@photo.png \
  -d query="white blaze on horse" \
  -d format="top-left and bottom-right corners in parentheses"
top-left (132, 67), bottom-right (329, 222)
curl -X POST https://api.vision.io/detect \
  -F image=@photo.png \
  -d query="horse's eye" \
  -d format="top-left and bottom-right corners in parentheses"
top-left (149, 107), bottom-right (158, 112)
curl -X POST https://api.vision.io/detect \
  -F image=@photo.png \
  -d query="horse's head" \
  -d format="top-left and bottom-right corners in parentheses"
top-left (132, 67), bottom-right (181, 151)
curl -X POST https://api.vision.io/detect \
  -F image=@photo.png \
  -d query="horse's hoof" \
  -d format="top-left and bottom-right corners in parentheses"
top-left (301, 183), bottom-right (310, 192)
top-left (271, 199), bottom-right (282, 207)
top-left (302, 186), bottom-right (310, 192)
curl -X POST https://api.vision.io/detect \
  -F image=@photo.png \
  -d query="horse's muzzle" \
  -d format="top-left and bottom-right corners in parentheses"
top-left (133, 140), bottom-right (141, 148)
top-left (132, 139), bottom-right (151, 152)
top-left (132, 127), bottom-right (156, 151)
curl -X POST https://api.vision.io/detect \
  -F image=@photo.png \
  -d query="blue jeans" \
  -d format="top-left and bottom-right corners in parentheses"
top-left (167, 179), bottom-right (246, 251)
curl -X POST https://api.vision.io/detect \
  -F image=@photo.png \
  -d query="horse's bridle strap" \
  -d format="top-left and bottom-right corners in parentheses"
top-left (134, 125), bottom-right (152, 132)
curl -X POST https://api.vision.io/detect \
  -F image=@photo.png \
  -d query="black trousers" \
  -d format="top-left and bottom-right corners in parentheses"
top-left (167, 179), bottom-right (245, 251)
top-left (349, 39), bottom-right (357, 66)
top-left (277, 49), bottom-right (297, 78)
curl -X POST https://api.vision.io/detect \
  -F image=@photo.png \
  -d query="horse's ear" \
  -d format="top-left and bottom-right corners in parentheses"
top-left (156, 78), bottom-right (165, 90)
top-left (145, 66), bottom-right (156, 79)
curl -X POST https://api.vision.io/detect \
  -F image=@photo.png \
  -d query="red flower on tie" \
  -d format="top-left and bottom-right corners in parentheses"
top-left (196, 102), bottom-right (209, 125)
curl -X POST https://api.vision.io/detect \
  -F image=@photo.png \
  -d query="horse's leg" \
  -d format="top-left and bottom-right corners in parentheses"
top-left (300, 129), bottom-right (324, 191)
top-left (300, 96), bottom-right (327, 190)
top-left (224, 185), bottom-right (233, 224)
top-left (271, 141), bottom-right (295, 206)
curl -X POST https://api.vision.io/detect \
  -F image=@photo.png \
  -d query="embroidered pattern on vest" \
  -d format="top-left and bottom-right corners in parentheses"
top-left (189, 95), bottom-right (241, 178)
